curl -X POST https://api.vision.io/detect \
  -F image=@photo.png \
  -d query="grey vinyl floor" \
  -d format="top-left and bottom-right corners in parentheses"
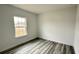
top-left (5, 38), bottom-right (73, 54)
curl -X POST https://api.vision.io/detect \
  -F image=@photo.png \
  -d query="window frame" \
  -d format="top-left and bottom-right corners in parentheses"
top-left (14, 16), bottom-right (28, 38)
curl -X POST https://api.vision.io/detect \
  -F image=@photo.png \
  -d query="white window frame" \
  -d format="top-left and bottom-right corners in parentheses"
top-left (14, 16), bottom-right (27, 38)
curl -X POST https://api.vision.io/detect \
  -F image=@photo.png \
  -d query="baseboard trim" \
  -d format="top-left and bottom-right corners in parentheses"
top-left (0, 37), bottom-right (39, 54)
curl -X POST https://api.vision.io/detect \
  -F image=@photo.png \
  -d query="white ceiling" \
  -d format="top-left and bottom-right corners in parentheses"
top-left (12, 4), bottom-right (76, 14)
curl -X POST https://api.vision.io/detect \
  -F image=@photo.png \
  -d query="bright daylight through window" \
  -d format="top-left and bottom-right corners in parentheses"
top-left (14, 16), bottom-right (27, 37)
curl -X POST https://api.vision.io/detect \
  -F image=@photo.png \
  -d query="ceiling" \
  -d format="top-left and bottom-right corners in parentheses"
top-left (12, 4), bottom-right (76, 14)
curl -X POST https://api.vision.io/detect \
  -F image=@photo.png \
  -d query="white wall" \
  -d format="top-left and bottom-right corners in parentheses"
top-left (74, 5), bottom-right (79, 54)
top-left (0, 5), bottom-right (38, 52)
top-left (38, 6), bottom-right (76, 46)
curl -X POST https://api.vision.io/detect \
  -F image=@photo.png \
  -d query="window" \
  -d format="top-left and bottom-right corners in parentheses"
top-left (14, 16), bottom-right (27, 37)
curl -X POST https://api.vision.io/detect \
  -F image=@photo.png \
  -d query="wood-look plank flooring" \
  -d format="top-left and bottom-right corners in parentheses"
top-left (4, 38), bottom-right (74, 54)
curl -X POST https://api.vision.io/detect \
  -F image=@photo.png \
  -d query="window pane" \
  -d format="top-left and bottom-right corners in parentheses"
top-left (14, 16), bottom-right (27, 37)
